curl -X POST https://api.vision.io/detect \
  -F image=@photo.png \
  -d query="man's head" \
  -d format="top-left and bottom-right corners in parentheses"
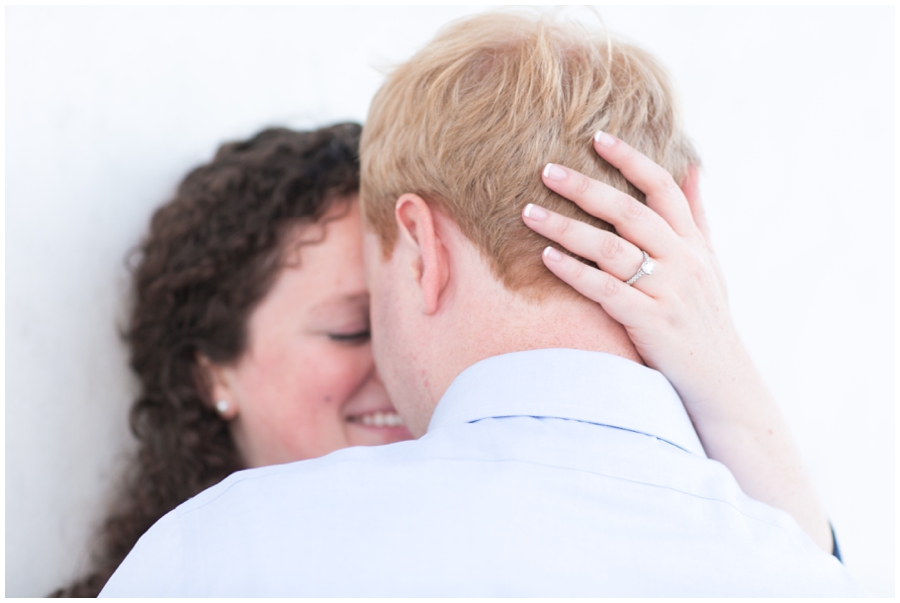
top-left (360, 12), bottom-right (699, 434)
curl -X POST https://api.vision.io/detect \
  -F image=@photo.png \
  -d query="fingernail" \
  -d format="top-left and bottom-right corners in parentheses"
top-left (542, 163), bottom-right (567, 181)
top-left (543, 246), bottom-right (563, 262)
top-left (523, 203), bottom-right (548, 221)
top-left (594, 131), bottom-right (616, 147)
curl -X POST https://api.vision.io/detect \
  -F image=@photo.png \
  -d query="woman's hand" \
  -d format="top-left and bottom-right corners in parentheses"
top-left (525, 134), bottom-right (733, 422)
top-left (523, 131), bottom-right (832, 553)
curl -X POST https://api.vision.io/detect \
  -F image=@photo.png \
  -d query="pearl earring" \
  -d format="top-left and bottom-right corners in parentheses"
top-left (215, 400), bottom-right (230, 416)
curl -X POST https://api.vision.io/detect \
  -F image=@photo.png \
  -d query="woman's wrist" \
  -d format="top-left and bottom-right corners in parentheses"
top-left (663, 333), bottom-right (771, 429)
top-left (682, 367), bottom-right (833, 553)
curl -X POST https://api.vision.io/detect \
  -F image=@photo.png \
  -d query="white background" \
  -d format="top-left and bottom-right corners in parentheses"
top-left (5, 6), bottom-right (894, 597)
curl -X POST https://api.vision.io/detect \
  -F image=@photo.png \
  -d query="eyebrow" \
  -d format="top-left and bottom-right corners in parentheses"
top-left (306, 292), bottom-right (370, 322)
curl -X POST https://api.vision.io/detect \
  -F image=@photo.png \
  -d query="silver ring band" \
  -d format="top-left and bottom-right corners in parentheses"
top-left (625, 250), bottom-right (655, 286)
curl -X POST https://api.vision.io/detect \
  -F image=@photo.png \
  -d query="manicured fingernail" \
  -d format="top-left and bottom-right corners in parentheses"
top-left (543, 246), bottom-right (563, 262)
top-left (542, 163), bottom-right (567, 181)
top-left (523, 203), bottom-right (548, 221)
top-left (594, 131), bottom-right (616, 147)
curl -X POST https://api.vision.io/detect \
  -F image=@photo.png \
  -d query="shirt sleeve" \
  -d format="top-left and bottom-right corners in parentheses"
top-left (99, 509), bottom-right (189, 596)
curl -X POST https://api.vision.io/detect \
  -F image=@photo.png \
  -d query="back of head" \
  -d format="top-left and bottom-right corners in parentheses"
top-left (53, 123), bottom-right (362, 597)
top-left (361, 11), bottom-right (699, 298)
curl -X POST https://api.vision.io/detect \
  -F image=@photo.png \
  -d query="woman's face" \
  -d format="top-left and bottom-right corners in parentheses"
top-left (210, 198), bottom-right (413, 468)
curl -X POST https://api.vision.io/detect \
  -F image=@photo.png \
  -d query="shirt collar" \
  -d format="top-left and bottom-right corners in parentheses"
top-left (427, 348), bottom-right (706, 457)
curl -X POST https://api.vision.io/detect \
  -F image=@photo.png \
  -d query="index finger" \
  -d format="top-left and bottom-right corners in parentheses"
top-left (593, 131), bottom-right (697, 238)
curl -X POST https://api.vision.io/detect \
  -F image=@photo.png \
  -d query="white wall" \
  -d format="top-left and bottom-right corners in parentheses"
top-left (5, 6), bottom-right (894, 597)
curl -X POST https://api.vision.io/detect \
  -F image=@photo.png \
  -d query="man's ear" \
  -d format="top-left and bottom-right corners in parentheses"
top-left (196, 353), bottom-right (239, 420)
top-left (394, 193), bottom-right (450, 315)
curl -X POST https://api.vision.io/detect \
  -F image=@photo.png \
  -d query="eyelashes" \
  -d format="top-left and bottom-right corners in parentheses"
top-left (328, 330), bottom-right (371, 344)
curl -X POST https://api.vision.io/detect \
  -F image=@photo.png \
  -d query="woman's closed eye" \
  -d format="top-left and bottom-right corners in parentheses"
top-left (328, 330), bottom-right (371, 344)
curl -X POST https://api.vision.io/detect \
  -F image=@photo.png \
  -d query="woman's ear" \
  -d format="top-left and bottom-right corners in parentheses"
top-left (195, 353), bottom-right (240, 420)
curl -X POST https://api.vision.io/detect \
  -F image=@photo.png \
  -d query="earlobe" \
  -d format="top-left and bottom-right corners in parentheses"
top-left (196, 354), bottom-right (240, 420)
top-left (394, 194), bottom-right (450, 315)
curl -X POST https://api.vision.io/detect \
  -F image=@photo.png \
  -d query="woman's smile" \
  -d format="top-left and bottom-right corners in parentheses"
top-left (346, 409), bottom-right (406, 428)
top-left (205, 199), bottom-right (413, 467)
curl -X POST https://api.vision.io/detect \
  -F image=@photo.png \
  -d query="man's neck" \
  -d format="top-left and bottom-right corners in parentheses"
top-left (424, 264), bottom-right (643, 418)
top-left (402, 219), bottom-right (643, 436)
top-left (466, 285), bottom-right (642, 369)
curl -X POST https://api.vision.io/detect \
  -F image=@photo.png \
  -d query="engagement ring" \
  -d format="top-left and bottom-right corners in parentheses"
top-left (625, 251), bottom-right (655, 286)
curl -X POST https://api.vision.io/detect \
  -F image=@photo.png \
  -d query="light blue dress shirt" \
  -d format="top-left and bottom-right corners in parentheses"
top-left (101, 349), bottom-right (865, 597)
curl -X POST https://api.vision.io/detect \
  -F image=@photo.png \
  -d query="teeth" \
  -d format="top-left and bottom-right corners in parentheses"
top-left (356, 411), bottom-right (404, 427)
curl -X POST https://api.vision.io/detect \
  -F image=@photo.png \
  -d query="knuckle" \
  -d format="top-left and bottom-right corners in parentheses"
top-left (567, 257), bottom-right (587, 280)
top-left (657, 172), bottom-right (678, 193)
top-left (599, 233), bottom-right (625, 260)
top-left (661, 307), bottom-right (681, 330)
top-left (565, 258), bottom-right (587, 284)
top-left (599, 274), bottom-right (620, 297)
top-left (621, 196), bottom-right (645, 220)
top-left (574, 173), bottom-right (592, 197)
top-left (553, 214), bottom-right (572, 238)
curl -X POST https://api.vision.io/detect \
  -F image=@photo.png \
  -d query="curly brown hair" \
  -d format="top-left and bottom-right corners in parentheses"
top-left (51, 123), bottom-right (362, 597)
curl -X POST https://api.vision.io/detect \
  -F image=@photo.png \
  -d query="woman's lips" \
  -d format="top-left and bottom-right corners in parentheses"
top-left (346, 410), bottom-right (405, 428)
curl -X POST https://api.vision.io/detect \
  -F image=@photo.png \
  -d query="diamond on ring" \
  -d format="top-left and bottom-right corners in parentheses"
top-left (625, 251), bottom-right (655, 286)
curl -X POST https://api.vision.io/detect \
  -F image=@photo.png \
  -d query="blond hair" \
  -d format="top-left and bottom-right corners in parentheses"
top-left (361, 11), bottom-right (699, 297)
